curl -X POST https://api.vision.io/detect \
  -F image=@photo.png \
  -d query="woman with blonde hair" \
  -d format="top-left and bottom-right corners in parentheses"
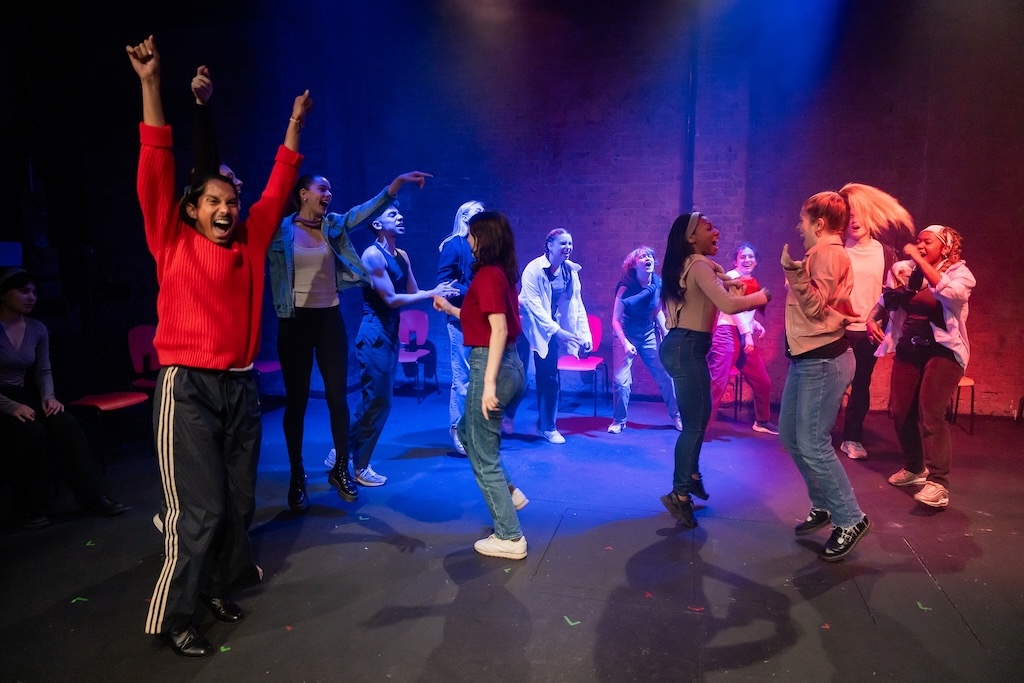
top-left (836, 183), bottom-right (910, 460)
top-left (436, 200), bottom-right (485, 454)
top-left (607, 245), bottom-right (679, 433)
top-left (867, 225), bottom-right (974, 508)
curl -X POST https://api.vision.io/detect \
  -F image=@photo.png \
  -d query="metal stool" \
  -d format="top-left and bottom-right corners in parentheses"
top-left (730, 368), bottom-right (745, 422)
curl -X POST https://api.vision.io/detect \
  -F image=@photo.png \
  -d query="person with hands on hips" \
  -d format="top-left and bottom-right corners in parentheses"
top-left (517, 228), bottom-right (592, 444)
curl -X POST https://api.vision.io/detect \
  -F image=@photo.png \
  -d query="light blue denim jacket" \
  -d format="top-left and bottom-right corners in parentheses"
top-left (269, 186), bottom-right (395, 318)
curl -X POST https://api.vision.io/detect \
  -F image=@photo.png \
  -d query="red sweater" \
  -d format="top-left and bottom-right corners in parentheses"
top-left (137, 124), bottom-right (303, 370)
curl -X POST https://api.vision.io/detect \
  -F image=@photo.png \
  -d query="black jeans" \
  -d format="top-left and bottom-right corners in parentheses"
top-left (842, 330), bottom-right (880, 443)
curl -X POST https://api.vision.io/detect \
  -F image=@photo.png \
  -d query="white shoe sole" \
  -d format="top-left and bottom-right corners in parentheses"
top-left (473, 540), bottom-right (527, 560)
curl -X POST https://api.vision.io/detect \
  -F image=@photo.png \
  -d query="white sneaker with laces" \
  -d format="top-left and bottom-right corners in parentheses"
top-left (541, 430), bottom-right (566, 444)
top-left (511, 487), bottom-right (529, 510)
top-left (450, 426), bottom-right (467, 455)
top-left (356, 465), bottom-right (387, 487)
top-left (607, 421), bottom-right (625, 434)
top-left (474, 533), bottom-right (527, 560)
top-left (841, 440), bottom-right (868, 460)
top-left (324, 448), bottom-right (337, 468)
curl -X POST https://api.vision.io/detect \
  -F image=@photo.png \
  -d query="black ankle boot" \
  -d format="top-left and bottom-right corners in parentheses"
top-left (287, 472), bottom-right (309, 512)
top-left (328, 460), bottom-right (358, 502)
top-left (689, 475), bottom-right (709, 501)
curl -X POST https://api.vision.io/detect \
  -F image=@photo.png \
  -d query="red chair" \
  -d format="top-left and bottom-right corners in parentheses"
top-left (128, 324), bottom-right (159, 394)
top-left (557, 313), bottom-right (609, 416)
top-left (398, 309), bottom-right (437, 402)
top-left (68, 391), bottom-right (149, 472)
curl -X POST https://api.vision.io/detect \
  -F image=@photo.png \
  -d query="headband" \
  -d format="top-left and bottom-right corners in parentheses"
top-left (921, 224), bottom-right (952, 247)
top-left (685, 212), bottom-right (701, 240)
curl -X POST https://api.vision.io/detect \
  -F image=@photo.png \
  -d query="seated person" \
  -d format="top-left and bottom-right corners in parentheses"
top-left (0, 267), bottom-right (126, 530)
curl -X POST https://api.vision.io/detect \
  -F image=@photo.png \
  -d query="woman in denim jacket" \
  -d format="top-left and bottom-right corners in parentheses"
top-left (267, 171), bottom-right (431, 511)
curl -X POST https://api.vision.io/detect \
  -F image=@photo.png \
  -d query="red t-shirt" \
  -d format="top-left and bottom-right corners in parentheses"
top-left (460, 265), bottom-right (521, 347)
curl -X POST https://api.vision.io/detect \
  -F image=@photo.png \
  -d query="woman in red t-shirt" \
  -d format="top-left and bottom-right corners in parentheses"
top-left (433, 211), bottom-right (530, 560)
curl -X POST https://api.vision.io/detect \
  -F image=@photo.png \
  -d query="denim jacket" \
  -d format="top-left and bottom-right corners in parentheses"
top-left (269, 186), bottom-right (394, 318)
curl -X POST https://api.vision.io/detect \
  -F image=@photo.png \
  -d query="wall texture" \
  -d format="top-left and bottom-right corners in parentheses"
top-left (7, 0), bottom-right (1023, 418)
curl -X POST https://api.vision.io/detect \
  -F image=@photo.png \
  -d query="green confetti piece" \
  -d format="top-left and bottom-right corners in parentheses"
top-left (504, 568), bottom-right (511, 573)
top-left (564, 616), bottom-right (581, 626)
top-left (917, 601), bottom-right (932, 611)
top-left (358, 516), bottom-right (370, 521)
top-left (85, 541), bottom-right (96, 546)
top-left (71, 597), bottom-right (88, 603)
top-left (220, 646), bottom-right (231, 652)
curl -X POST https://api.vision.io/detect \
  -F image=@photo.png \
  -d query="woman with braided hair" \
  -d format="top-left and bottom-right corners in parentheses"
top-left (867, 225), bottom-right (975, 508)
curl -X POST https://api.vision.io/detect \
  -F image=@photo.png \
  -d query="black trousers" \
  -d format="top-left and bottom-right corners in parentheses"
top-left (277, 306), bottom-right (350, 475)
top-left (145, 366), bottom-right (261, 635)
top-left (0, 383), bottom-right (104, 514)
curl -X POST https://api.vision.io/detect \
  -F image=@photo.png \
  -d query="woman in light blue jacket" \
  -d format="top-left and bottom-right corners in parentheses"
top-left (267, 171), bottom-right (430, 511)
top-left (516, 228), bottom-right (593, 444)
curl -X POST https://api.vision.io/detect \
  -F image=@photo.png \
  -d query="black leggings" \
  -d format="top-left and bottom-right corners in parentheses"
top-left (277, 306), bottom-right (350, 475)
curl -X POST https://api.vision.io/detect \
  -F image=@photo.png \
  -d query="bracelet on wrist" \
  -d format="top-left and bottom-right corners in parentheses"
top-left (289, 117), bottom-right (304, 128)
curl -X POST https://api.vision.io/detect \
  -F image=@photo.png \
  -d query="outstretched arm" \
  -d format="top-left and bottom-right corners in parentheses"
top-left (191, 65), bottom-right (221, 178)
top-left (126, 35), bottom-right (164, 127)
top-left (284, 90), bottom-right (312, 153)
top-left (363, 247), bottom-right (457, 308)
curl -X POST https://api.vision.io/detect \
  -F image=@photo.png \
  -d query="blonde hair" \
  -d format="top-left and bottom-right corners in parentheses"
top-left (840, 183), bottom-right (915, 251)
top-left (438, 200), bottom-right (484, 251)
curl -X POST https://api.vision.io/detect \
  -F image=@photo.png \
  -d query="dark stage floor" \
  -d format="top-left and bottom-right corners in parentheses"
top-left (2, 387), bottom-right (1023, 682)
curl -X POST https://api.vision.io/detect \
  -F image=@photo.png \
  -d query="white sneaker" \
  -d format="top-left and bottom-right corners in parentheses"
top-left (356, 465), bottom-right (387, 487)
top-left (501, 417), bottom-right (515, 435)
top-left (511, 487), bottom-right (529, 510)
top-left (673, 417), bottom-right (683, 431)
top-left (607, 421), bottom-right (625, 434)
top-left (450, 426), bottom-right (467, 455)
top-left (474, 533), bottom-right (527, 560)
top-left (324, 448), bottom-right (337, 468)
top-left (841, 440), bottom-right (868, 460)
top-left (152, 512), bottom-right (164, 534)
top-left (541, 429), bottom-right (566, 444)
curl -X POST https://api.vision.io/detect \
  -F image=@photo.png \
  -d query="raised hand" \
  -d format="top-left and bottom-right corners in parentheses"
top-left (781, 244), bottom-right (801, 270)
top-left (192, 66), bottom-right (213, 104)
top-left (291, 90), bottom-right (313, 126)
top-left (433, 280), bottom-right (460, 299)
top-left (389, 171), bottom-right (434, 196)
top-left (126, 35), bottom-right (159, 80)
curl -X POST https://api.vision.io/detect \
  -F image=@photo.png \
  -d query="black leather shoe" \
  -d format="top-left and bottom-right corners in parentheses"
top-left (200, 595), bottom-right (244, 623)
top-left (167, 625), bottom-right (215, 657)
top-left (287, 474), bottom-right (309, 512)
top-left (328, 464), bottom-right (359, 502)
top-left (17, 513), bottom-right (51, 530)
top-left (84, 496), bottom-right (127, 517)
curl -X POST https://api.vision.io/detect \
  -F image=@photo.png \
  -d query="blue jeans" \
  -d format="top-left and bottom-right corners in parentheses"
top-left (659, 328), bottom-right (712, 496)
top-left (779, 350), bottom-right (863, 528)
top-left (458, 346), bottom-right (526, 540)
top-left (612, 327), bottom-right (678, 424)
top-left (350, 316), bottom-right (399, 471)
top-left (447, 322), bottom-right (472, 428)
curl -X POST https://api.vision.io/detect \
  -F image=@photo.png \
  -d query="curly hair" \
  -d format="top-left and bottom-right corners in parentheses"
top-left (620, 246), bottom-right (656, 279)
top-left (923, 224), bottom-right (964, 268)
top-left (840, 182), bottom-right (915, 252)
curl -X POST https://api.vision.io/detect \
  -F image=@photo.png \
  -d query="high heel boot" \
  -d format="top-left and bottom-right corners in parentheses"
top-left (328, 453), bottom-right (359, 502)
